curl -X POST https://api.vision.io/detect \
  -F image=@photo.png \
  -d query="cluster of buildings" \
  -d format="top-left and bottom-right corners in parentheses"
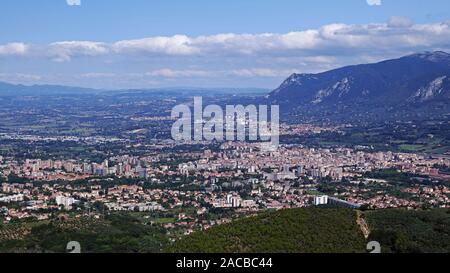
top-left (0, 133), bottom-right (122, 144)
top-left (2, 143), bottom-right (448, 184)
top-left (1, 142), bottom-right (449, 229)
top-left (0, 156), bottom-right (151, 181)
top-left (178, 143), bottom-right (450, 183)
top-left (342, 184), bottom-right (450, 209)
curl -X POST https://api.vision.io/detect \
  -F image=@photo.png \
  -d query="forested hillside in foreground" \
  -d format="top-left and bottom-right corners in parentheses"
top-left (168, 208), bottom-right (366, 253)
top-left (366, 209), bottom-right (450, 253)
top-left (169, 208), bottom-right (450, 253)
top-left (1, 208), bottom-right (449, 253)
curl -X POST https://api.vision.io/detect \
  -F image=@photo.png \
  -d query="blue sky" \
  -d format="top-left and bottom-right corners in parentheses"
top-left (1, 0), bottom-right (450, 89)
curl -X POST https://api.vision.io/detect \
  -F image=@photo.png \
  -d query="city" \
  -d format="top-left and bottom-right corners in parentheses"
top-left (1, 136), bottom-right (449, 226)
top-left (0, 0), bottom-right (450, 259)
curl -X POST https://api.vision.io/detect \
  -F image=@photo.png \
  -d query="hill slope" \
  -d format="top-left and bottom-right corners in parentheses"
top-left (168, 208), bottom-right (366, 253)
top-left (366, 209), bottom-right (450, 253)
top-left (269, 51), bottom-right (450, 107)
top-left (169, 208), bottom-right (450, 253)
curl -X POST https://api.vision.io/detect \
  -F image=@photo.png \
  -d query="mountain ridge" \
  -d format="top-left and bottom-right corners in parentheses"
top-left (269, 51), bottom-right (450, 107)
top-left (0, 81), bottom-right (269, 96)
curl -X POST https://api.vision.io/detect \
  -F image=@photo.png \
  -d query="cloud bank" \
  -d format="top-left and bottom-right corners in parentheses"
top-left (1, 20), bottom-right (450, 88)
top-left (3, 21), bottom-right (445, 61)
top-left (0, 43), bottom-right (28, 56)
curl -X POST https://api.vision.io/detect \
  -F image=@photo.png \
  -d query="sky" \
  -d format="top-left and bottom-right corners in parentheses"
top-left (0, 0), bottom-right (450, 89)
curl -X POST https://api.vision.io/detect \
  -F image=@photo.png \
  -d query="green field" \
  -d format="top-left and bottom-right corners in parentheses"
top-left (153, 218), bottom-right (177, 224)
top-left (398, 144), bottom-right (426, 152)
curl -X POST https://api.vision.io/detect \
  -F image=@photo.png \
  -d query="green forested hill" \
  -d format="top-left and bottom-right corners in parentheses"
top-left (1, 208), bottom-right (448, 253)
top-left (168, 208), bottom-right (450, 253)
top-left (168, 208), bottom-right (367, 253)
top-left (0, 214), bottom-right (169, 253)
top-left (366, 209), bottom-right (450, 253)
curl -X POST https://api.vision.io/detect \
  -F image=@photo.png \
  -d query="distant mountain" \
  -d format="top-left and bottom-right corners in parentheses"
top-left (0, 82), bottom-right (98, 96)
top-left (269, 51), bottom-right (450, 107)
top-left (0, 81), bottom-right (269, 96)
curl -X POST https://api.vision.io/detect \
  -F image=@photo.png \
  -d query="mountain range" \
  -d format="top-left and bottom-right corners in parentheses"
top-left (0, 81), bottom-right (268, 96)
top-left (269, 51), bottom-right (450, 107)
top-left (0, 81), bottom-right (97, 96)
top-left (1, 51), bottom-right (449, 121)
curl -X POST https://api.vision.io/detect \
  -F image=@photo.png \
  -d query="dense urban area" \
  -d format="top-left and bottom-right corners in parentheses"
top-left (0, 90), bottom-right (449, 253)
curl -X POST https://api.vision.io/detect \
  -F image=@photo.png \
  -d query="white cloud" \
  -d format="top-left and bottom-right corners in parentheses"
top-left (144, 68), bottom-right (301, 79)
top-left (66, 0), bottom-right (81, 6)
top-left (5, 21), bottom-right (450, 88)
top-left (0, 73), bottom-right (42, 83)
top-left (26, 21), bottom-right (449, 63)
top-left (48, 41), bottom-right (109, 62)
top-left (145, 69), bottom-right (213, 78)
top-left (76, 69), bottom-right (294, 81)
top-left (0, 43), bottom-right (28, 56)
top-left (79, 73), bottom-right (116, 79)
top-left (231, 68), bottom-right (296, 78)
top-left (107, 22), bottom-right (450, 58)
top-left (388, 16), bottom-right (414, 28)
top-left (367, 0), bottom-right (382, 6)
top-left (113, 35), bottom-right (199, 56)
